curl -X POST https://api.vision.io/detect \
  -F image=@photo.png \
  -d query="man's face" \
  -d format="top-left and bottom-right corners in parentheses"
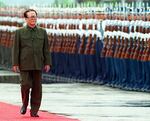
top-left (25, 11), bottom-right (37, 27)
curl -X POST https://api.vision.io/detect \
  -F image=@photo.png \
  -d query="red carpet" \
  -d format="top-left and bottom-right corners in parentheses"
top-left (0, 102), bottom-right (80, 121)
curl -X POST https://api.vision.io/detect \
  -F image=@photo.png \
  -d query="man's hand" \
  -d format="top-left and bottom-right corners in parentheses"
top-left (12, 66), bottom-right (20, 73)
top-left (44, 65), bottom-right (50, 72)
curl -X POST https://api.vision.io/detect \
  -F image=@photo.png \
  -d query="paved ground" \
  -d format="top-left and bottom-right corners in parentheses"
top-left (0, 70), bottom-right (150, 121)
top-left (0, 69), bottom-right (20, 83)
top-left (0, 83), bottom-right (150, 121)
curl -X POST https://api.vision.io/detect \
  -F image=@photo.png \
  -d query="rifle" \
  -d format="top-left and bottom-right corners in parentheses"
top-left (57, 34), bottom-right (63, 53)
top-left (124, 37), bottom-right (132, 59)
top-left (5, 31), bottom-right (11, 48)
top-left (69, 35), bottom-right (74, 53)
top-left (113, 36), bottom-right (120, 58)
top-left (61, 34), bottom-right (66, 53)
top-left (129, 37), bottom-right (137, 59)
top-left (120, 37), bottom-right (127, 59)
top-left (148, 39), bottom-right (150, 61)
top-left (53, 34), bottom-right (59, 53)
top-left (71, 34), bottom-right (78, 54)
top-left (64, 34), bottom-right (70, 53)
top-left (78, 34), bottom-right (86, 54)
top-left (108, 36), bottom-right (114, 57)
top-left (133, 37), bottom-right (140, 60)
top-left (101, 35), bottom-right (109, 57)
top-left (50, 33), bottom-right (56, 53)
top-left (90, 34), bottom-right (97, 55)
top-left (142, 39), bottom-right (149, 61)
top-left (47, 33), bottom-right (53, 52)
top-left (9, 31), bottom-right (15, 48)
top-left (116, 36), bottom-right (123, 58)
top-left (1, 30), bottom-right (7, 47)
top-left (84, 34), bottom-right (92, 55)
top-left (137, 39), bottom-right (144, 61)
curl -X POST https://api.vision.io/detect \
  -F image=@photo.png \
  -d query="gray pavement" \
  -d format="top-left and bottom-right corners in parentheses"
top-left (0, 70), bottom-right (20, 83)
top-left (0, 70), bottom-right (150, 121)
top-left (0, 83), bottom-right (150, 121)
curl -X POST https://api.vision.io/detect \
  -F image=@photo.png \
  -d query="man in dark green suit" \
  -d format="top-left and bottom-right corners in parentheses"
top-left (12, 9), bottom-right (51, 117)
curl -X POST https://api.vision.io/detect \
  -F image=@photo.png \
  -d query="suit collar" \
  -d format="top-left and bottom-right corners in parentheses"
top-left (26, 25), bottom-right (37, 31)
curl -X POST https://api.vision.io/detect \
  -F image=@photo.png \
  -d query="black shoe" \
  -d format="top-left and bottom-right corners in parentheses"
top-left (30, 113), bottom-right (39, 117)
top-left (20, 105), bottom-right (27, 115)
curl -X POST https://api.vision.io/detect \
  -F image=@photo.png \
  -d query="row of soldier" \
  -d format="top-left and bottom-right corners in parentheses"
top-left (46, 30), bottom-right (102, 80)
top-left (0, 16), bottom-right (101, 30)
top-left (103, 19), bottom-right (150, 33)
top-left (0, 26), bottom-right (17, 68)
top-left (100, 31), bottom-right (150, 91)
top-left (1, 15), bottom-right (150, 34)
top-left (46, 29), bottom-right (101, 55)
top-left (0, 25), bottom-right (101, 67)
top-left (0, 7), bottom-right (150, 91)
top-left (1, 4), bottom-right (150, 20)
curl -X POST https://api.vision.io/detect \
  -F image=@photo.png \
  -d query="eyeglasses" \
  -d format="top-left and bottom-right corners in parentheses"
top-left (26, 16), bottom-right (37, 19)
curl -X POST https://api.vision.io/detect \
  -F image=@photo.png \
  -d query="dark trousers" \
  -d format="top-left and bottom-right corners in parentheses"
top-left (20, 70), bottom-right (42, 114)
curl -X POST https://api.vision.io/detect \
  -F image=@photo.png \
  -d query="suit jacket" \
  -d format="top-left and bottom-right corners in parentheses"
top-left (12, 25), bottom-right (51, 70)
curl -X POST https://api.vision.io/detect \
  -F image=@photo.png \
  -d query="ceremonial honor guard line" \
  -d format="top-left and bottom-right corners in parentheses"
top-left (0, 2), bottom-right (150, 92)
top-left (0, 1), bottom-right (150, 121)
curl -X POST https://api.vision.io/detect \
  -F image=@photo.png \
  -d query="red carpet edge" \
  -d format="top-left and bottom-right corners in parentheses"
top-left (0, 102), bottom-right (80, 121)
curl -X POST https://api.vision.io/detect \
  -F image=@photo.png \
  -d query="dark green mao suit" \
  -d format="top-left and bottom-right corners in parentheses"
top-left (12, 25), bottom-right (51, 114)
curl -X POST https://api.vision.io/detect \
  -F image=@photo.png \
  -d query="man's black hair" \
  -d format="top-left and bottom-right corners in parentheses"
top-left (24, 9), bottom-right (37, 18)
